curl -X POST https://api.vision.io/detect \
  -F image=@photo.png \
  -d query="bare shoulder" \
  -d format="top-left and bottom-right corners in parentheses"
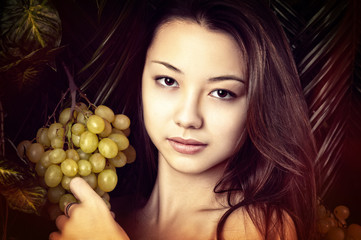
top-left (278, 210), bottom-right (298, 240)
top-left (222, 207), bottom-right (262, 240)
top-left (222, 206), bottom-right (297, 240)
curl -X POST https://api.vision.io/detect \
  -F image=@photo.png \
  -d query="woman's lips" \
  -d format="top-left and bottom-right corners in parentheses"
top-left (167, 137), bottom-right (207, 154)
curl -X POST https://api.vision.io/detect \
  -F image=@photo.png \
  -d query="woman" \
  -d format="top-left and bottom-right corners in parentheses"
top-left (50, 0), bottom-right (317, 239)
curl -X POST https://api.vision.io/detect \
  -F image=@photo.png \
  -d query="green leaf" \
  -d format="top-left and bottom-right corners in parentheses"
top-left (0, 46), bottom-right (66, 90)
top-left (0, 0), bottom-right (62, 61)
top-left (0, 157), bottom-right (33, 187)
top-left (1, 183), bottom-right (47, 215)
top-left (272, 0), bottom-right (361, 198)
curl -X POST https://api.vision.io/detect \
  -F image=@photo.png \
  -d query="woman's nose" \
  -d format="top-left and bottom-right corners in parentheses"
top-left (173, 91), bottom-right (203, 129)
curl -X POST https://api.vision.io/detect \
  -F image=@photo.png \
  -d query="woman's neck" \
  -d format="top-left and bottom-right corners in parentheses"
top-left (143, 153), bottom-right (228, 227)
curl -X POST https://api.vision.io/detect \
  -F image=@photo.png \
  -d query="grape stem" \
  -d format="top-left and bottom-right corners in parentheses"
top-left (62, 63), bottom-right (96, 112)
top-left (62, 62), bottom-right (77, 112)
top-left (46, 88), bottom-right (70, 127)
top-left (61, 63), bottom-right (97, 149)
top-left (79, 91), bottom-right (96, 110)
top-left (44, 63), bottom-right (98, 148)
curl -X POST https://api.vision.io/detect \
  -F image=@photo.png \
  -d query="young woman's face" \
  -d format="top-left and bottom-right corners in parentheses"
top-left (142, 19), bottom-right (247, 174)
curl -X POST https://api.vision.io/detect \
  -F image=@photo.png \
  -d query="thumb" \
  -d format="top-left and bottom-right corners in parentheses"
top-left (69, 177), bottom-right (102, 204)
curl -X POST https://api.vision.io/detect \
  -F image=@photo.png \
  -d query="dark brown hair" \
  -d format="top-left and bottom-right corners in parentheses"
top-left (108, 0), bottom-right (317, 239)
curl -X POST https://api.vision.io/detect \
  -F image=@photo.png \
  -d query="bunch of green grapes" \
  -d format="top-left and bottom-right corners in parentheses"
top-left (316, 203), bottom-right (361, 240)
top-left (17, 103), bottom-right (136, 219)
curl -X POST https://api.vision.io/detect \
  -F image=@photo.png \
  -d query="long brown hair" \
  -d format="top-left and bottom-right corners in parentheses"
top-left (107, 0), bottom-right (317, 239)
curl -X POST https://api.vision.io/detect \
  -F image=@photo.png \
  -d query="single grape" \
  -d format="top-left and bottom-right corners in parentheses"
top-left (40, 150), bottom-right (52, 168)
top-left (78, 159), bottom-right (92, 176)
top-left (75, 102), bottom-right (88, 111)
top-left (89, 153), bottom-right (106, 173)
top-left (51, 136), bottom-right (64, 149)
top-left (77, 148), bottom-right (91, 160)
top-left (66, 149), bottom-right (80, 162)
top-left (72, 134), bottom-right (81, 148)
top-left (112, 114), bottom-right (130, 130)
top-left (49, 148), bottom-right (66, 164)
top-left (108, 133), bottom-right (129, 151)
top-left (334, 205), bottom-right (350, 224)
top-left (103, 198), bottom-right (111, 210)
top-left (71, 122), bottom-right (85, 135)
top-left (80, 131), bottom-right (99, 153)
top-left (47, 185), bottom-right (66, 203)
top-left (17, 140), bottom-right (32, 158)
top-left (111, 128), bottom-right (125, 135)
top-left (347, 224), bottom-right (361, 240)
top-left (47, 123), bottom-right (65, 140)
top-left (61, 175), bottom-right (75, 191)
top-left (95, 105), bottom-right (115, 123)
top-left (36, 127), bottom-right (51, 147)
top-left (35, 161), bottom-right (47, 176)
top-left (82, 173), bottom-right (97, 189)
top-left (99, 119), bottom-right (112, 138)
top-left (108, 151), bottom-right (127, 167)
top-left (59, 108), bottom-right (76, 125)
top-left (326, 217), bottom-right (337, 228)
top-left (102, 192), bottom-right (110, 202)
top-left (325, 227), bottom-right (345, 240)
top-left (59, 193), bottom-right (77, 212)
top-left (87, 115), bottom-right (105, 134)
top-left (44, 165), bottom-right (63, 187)
top-left (98, 138), bottom-right (118, 158)
top-left (95, 186), bottom-right (105, 197)
top-left (317, 204), bottom-right (327, 219)
top-left (76, 109), bottom-right (93, 124)
top-left (123, 145), bottom-right (136, 163)
top-left (98, 169), bottom-right (118, 192)
top-left (26, 142), bottom-right (45, 163)
top-left (122, 128), bottom-right (131, 137)
top-left (61, 159), bottom-right (78, 177)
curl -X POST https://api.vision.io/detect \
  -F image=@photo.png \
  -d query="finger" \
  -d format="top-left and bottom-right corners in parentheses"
top-left (64, 202), bottom-right (78, 218)
top-left (49, 231), bottom-right (61, 240)
top-left (55, 214), bottom-right (68, 231)
top-left (69, 177), bottom-right (100, 203)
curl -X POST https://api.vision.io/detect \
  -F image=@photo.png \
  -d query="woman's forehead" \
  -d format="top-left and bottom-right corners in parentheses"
top-left (145, 19), bottom-right (247, 82)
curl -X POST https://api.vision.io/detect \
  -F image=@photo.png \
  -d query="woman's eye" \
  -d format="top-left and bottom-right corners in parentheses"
top-left (156, 77), bottom-right (179, 87)
top-left (210, 89), bottom-right (236, 99)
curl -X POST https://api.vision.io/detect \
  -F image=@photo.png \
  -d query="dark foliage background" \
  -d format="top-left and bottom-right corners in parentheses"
top-left (0, 0), bottom-right (360, 239)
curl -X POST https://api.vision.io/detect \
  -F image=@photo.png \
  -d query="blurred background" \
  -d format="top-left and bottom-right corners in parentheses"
top-left (0, 0), bottom-right (360, 239)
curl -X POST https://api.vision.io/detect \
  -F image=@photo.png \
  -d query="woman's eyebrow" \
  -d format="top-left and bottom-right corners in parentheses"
top-left (151, 60), bottom-right (245, 83)
top-left (151, 60), bottom-right (183, 74)
top-left (209, 75), bottom-right (245, 83)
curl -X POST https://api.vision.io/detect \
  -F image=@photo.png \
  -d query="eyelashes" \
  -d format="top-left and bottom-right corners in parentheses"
top-left (156, 76), bottom-right (179, 87)
top-left (154, 76), bottom-right (238, 100)
top-left (209, 89), bottom-right (236, 99)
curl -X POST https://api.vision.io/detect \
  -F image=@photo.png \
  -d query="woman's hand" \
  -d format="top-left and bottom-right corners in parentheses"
top-left (49, 177), bottom-right (130, 240)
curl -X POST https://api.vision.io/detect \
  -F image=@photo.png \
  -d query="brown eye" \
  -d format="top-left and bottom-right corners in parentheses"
top-left (217, 90), bottom-right (228, 98)
top-left (210, 89), bottom-right (236, 100)
top-left (164, 78), bottom-right (175, 86)
top-left (156, 77), bottom-right (179, 87)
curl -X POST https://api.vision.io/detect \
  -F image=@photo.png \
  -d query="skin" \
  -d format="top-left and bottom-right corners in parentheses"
top-left (50, 19), bottom-right (297, 240)
top-left (142, 19), bottom-right (247, 175)
top-left (124, 19), bottom-right (251, 239)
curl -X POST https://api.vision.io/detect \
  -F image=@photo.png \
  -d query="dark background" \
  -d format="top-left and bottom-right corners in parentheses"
top-left (0, 0), bottom-right (360, 239)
